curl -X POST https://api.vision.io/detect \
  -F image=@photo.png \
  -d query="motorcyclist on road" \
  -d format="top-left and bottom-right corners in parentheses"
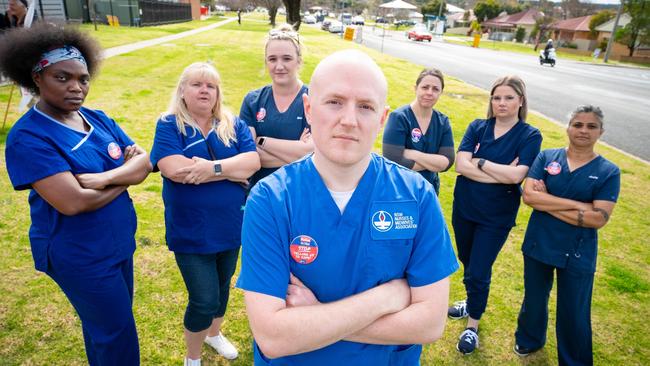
top-left (544, 39), bottom-right (554, 60)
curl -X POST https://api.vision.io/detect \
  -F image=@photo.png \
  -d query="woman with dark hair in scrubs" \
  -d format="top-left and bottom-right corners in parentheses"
top-left (513, 105), bottom-right (619, 365)
top-left (382, 68), bottom-right (455, 195)
top-left (150, 62), bottom-right (260, 366)
top-left (2, 23), bottom-right (151, 365)
top-left (449, 75), bottom-right (542, 354)
top-left (239, 23), bottom-right (313, 189)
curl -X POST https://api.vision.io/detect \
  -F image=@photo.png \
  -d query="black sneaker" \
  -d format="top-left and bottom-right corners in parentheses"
top-left (513, 343), bottom-right (539, 357)
top-left (456, 327), bottom-right (479, 355)
top-left (448, 299), bottom-right (468, 320)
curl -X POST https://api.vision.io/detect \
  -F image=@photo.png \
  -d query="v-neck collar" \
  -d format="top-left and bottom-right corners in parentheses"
top-left (407, 106), bottom-right (433, 136)
top-left (563, 148), bottom-right (601, 174)
top-left (271, 85), bottom-right (304, 115)
top-left (34, 106), bottom-right (96, 151)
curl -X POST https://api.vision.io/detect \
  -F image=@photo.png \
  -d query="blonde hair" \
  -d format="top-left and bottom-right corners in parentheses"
top-left (166, 62), bottom-right (236, 147)
top-left (487, 75), bottom-right (528, 121)
top-left (265, 23), bottom-right (303, 62)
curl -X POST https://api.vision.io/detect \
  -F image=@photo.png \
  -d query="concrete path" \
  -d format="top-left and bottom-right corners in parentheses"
top-left (103, 17), bottom-right (238, 59)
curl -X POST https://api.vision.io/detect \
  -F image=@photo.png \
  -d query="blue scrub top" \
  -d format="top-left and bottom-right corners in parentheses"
top-left (237, 153), bottom-right (459, 366)
top-left (453, 118), bottom-right (542, 228)
top-left (5, 106), bottom-right (137, 272)
top-left (150, 115), bottom-right (257, 254)
top-left (239, 84), bottom-right (309, 188)
top-left (522, 148), bottom-right (620, 273)
top-left (382, 105), bottom-right (454, 193)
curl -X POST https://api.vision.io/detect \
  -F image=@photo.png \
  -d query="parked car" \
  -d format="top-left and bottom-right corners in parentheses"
top-left (395, 19), bottom-right (416, 28)
top-left (340, 13), bottom-right (352, 25)
top-left (407, 24), bottom-right (432, 42)
top-left (375, 17), bottom-right (388, 24)
top-left (321, 19), bottom-right (332, 31)
top-left (329, 21), bottom-right (344, 33)
top-left (352, 15), bottom-right (364, 25)
top-left (304, 15), bottom-right (317, 24)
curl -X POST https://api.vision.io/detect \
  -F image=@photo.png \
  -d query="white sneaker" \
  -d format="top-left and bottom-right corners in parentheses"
top-left (184, 358), bottom-right (201, 366)
top-left (205, 332), bottom-right (238, 360)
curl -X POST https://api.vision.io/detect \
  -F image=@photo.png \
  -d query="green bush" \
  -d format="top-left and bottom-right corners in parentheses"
top-left (515, 27), bottom-right (526, 43)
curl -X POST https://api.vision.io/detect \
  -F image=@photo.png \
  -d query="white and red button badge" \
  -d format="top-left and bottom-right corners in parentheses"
top-left (256, 108), bottom-right (267, 122)
top-left (546, 161), bottom-right (561, 175)
top-left (289, 235), bottom-right (318, 264)
top-left (411, 128), bottom-right (422, 143)
top-left (107, 142), bottom-right (122, 160)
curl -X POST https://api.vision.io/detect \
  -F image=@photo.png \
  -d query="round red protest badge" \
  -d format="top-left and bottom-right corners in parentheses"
top-left (289, 235), bottom-right (318, 264)
top-left (107, 142), bottom-right (122, 160)
top-left (546, 161), bottom-right (561, 175)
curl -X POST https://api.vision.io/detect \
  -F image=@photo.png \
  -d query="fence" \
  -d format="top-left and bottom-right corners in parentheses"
top-left (138, 0), bottom-right (191, 26)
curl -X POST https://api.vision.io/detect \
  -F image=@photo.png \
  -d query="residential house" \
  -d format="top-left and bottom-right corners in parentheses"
top-left (550, 15), bottom-right (595, 51)
top-left (595, 13), bottom-right (650, 58)
top-left (482, 8), bottom-right (543, 42)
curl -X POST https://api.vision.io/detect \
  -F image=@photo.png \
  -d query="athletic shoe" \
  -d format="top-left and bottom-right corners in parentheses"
top-left (205, 332), bottom-right (238, 360)
top-left (448, 299), bottom-right (469, 319)
top-left (184, 358), bottom-right (201, 366)
top-left (456, 327), bottom-right (479, 355)
top-left (513, 343), bottom-right (540, 357)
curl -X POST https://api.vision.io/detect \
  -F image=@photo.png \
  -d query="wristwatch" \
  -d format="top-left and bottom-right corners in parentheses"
top-left (477, 158), bottom-right (486, 171)
top-left (257, 137), bottom-right (266, 147)
top-left (213, 162), bottom-right (222, 176)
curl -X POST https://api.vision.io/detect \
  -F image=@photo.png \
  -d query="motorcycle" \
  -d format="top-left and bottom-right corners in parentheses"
top-left (539, 48), bottom-right (557, 67)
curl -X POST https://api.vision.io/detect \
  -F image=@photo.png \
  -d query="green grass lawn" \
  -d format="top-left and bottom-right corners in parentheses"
top-left (1, 19), bottom-right (649, 365)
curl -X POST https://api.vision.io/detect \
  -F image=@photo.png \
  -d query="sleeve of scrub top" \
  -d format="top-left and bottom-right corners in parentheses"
top-left (5, 132), bottom-right (71, 191)
top-left (382, 111), bottom-right (415, 169)
top-left (96, 110), bottom-right (135, 146)
top-left (595, 164), bottom-right (621, 202)
top-left (405, 184), bottom-right (459, 286)
top-left (527, 150), bottom-right (548, 180)
top-left (150, 118), bottom-right (183, 172)
top-left (237, 183), bottom-right (290, 300)
top-left (234, 117), bottom-right (258, 153)
top-left (517, 128), bottom-right (543, 167)
top-left (239, 92), bottom-right (256, 129)
top-left (439, 115), bottom-right (455, 149)
top-left (458, 119), bottom-right (480, 153)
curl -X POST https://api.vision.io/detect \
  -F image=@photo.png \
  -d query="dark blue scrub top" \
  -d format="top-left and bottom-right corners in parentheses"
top-left (150, 115), bottom-right (257, 254)
top-left (454, 118), bottom-right (542, 228)
top-left (5, 106), bottom-right (137, 272)
top-left (239, 84), bottom-right (309, 188)
top-left (382, 105), bottom-right (454, 193)
top-left (237, 153), bottom-right (458, 365)
top-left (522, 148), bottom-right (620, 273)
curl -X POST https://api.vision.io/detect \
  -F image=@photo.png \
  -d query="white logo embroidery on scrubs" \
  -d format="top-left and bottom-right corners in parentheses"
top-left (372, 211), bottom-right (394, 232)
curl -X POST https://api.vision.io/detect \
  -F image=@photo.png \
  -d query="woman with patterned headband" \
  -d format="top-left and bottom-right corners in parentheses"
top-left (239, 23), bottom-right (313, 189)
top-left (1, 23), bottom-right (151, 365)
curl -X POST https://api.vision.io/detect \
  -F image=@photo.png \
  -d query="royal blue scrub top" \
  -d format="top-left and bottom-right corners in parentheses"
top-left (522, 148), bottom-right (620, 273)
top-left (237, 153), bottom-right (459, 366)
top-left (239, 85), bottom-right (309, 188)
top-left (5, 106), bottom-right (137, 272)
top-left (382, 105), bottom-right (454, 193)
top-left (454, 118), bottom-right (542, 228)
top-left (150, 115), bottom-right (257, 254)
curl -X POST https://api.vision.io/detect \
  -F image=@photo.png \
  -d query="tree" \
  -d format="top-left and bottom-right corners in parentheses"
top-left (283, 0), bottom-right (302, 30)
top-left (474, 0), bottom-right (501, 23)
top-left (256, 0), bottom-right (283, 26)
top-left (615, 0), bottom-right (650, 57)
top-left (589, 10), bottom-right (614, 37)
top-left (421, 0), bottom-right (446, 16)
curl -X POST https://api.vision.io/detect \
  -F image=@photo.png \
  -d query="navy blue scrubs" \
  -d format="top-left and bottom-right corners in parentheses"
top-left (5, 106), bottom-right (140, 365)
top-left (382, 105), bottom-right (454, 194)
top-left (452, 118), bottom-right (542, 319)
top-left (515, 148), bottom-right (620, 366)
top-left (237, 154), bottom-right (459, 365)
top-left (239, 85), bottom-right (309, 188)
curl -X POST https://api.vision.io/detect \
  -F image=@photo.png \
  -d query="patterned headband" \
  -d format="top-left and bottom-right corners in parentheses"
top-left (32, 46), bottom-right (87, 73)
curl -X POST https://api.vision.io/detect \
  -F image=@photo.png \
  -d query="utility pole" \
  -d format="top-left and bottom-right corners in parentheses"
top-left (604, 0), bottom-right (624, 63)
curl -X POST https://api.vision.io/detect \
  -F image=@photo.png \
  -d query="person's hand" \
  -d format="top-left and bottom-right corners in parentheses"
top-left (286, 273), bottom-right (319, 307)
top-left (75, 172), bottom-right (110, 190)
top-left (175, 157), bottom-right (215, 185)
top-left (380, 278), bottom-right (411, 313)
top-left (510, 157), bottom-right (519, 166)
top-left (531, 179), bottom-right (547, 193)
top-left (123, 144), bottom-right (143, 162)
top-left (300, 128), bottom-right (311, 143)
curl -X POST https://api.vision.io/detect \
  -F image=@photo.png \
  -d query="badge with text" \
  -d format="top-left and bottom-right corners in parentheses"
top-left (107, 142), bottom-right (122, 160)
top-left (256, 107), bottom-right (266, 122)
top-left (411, 128), bottom-right (422, 143)
top-left (370, 201), bottom-right (418, 240)
top-left (289, 235), bottom-right (318, 264)
top-left (546, 161), bottom-right (561, 175)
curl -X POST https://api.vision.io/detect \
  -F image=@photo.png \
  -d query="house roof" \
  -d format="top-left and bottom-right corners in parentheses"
top-left (595, 13), bottom-right (631, 33)
top-left (446, 4), bottom-right (465, 14)
top-left (551, 15), bottom-right (592, 32)
top-left (483, 9), bottom-right (542, 28)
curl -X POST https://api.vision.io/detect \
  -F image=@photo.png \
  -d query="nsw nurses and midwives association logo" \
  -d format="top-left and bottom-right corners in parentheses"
top-left (372, 210), bottom-right (394, 232)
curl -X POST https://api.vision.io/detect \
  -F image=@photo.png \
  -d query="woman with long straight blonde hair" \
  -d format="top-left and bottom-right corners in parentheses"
top-left (150, 62), bottom-right (260, 366)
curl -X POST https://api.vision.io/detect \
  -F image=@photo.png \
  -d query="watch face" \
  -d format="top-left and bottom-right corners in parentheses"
top-left (214, 163), bottom-right (222, 175)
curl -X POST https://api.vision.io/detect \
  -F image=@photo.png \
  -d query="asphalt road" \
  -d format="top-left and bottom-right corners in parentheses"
top-left (357, 27), bottom-right (650, 161)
